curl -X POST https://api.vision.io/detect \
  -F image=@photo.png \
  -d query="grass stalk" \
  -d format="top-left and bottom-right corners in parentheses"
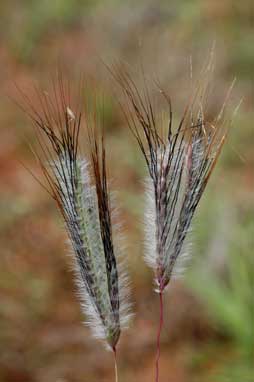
top-left (113, 347), bottom-right (118, 382)
top-left (155, 289), bottom-right (164, 382)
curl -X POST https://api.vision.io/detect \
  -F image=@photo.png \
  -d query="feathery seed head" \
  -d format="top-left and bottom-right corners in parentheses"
top-left (115, 62), bottom-right (233, 293)
top-left (21, 76), bottom-right (131, 350)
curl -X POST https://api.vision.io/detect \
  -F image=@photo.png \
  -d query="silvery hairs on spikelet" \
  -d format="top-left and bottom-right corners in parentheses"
top-left (112, 58), bottom-right (235, 382)
top-left (18, 75), bottom-right (131, 353)
top-left (112, 59), bottom-right (235, 294)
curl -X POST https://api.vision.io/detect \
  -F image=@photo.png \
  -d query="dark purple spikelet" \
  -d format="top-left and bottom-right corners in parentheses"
top-left (114, 63), bottom-right (233, 293)
top-left (18, 74), bottom-right (131, 350)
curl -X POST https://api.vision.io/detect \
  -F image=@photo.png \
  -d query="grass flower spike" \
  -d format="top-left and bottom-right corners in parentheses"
top-left (20, 76), bottom-right (131, 380)
top-left (114, 61), bottom-right (234, 381)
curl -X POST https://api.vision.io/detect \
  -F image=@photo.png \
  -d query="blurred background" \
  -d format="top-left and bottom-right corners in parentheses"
top-left (0, 1), bottom-right (253, 381)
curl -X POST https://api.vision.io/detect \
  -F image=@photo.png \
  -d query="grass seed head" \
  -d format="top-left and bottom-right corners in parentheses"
top-left (20, 74), bottom-right (131, 350)
top-left (114, 61), bottom-right (233, 292)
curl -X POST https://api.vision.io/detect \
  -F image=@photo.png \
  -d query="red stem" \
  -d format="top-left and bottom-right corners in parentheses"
top-left (155, 289), bottom-right (164, 382)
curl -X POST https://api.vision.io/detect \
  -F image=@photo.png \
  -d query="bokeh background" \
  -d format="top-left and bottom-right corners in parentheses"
top-left (0, 1), bottom-right (253, 381)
